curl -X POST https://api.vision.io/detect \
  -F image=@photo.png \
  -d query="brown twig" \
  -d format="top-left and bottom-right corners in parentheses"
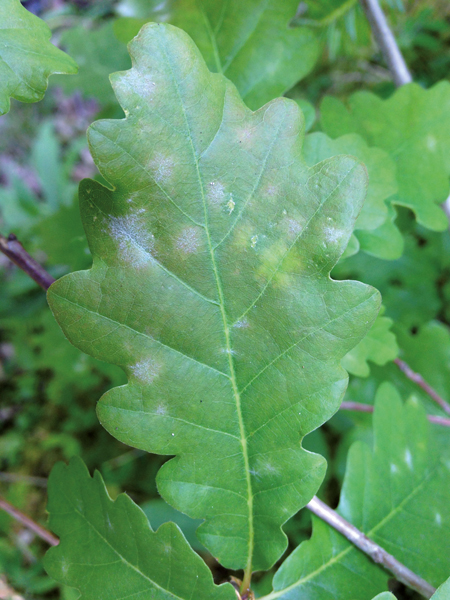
top-left (0, 496), bottom-right (58, 547)
top-left (340, 401), bottom-right (450, 426)
top-left (0, 233), bottom-right (54, 291)
top-left (359, 0), bottom-right (412, 86)
top-left (394, 358), bottom-right (450, 416)
top-left (306, 496), bottom-right (435, 599)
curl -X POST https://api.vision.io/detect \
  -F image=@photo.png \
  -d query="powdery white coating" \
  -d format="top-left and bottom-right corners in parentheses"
top-left (108, 213), bottom-right (155, 267)
top-left (208, 181), bottom-right (226, 205)
top-left (130, 358), bottom-right (161, 384)
top-left (426, 134), bottom-right (437, 151)
top-left (155, 404), bottom-right (167, 416)
top-left (404, 449), bottom-right (413, 470)
top-left (435, 513), bottom-right (442, 526)
top-left (324, 226), bottom-right (345, 244)
top-left (234, 318), bottom-right (249, 329)
top-left (288, 218), bottom-right (303, 237)
top-left (176, 227), bottom-right (201, 254)
top-left (149, 153), bottom-right (174, 183)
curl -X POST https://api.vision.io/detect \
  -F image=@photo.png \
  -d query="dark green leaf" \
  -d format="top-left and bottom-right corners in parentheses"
top-left (44, 457), bottom-right (235, 600)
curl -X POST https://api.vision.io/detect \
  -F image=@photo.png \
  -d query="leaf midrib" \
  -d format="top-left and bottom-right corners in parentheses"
top-left (158, 31), bottom-right (255, 576)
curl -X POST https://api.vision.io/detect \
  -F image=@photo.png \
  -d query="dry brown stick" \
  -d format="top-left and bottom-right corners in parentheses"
top-left (394, 358), bottom-right (450, 416)
top-left (360, 0), bottom-right (412, 86)
top-left (306, 496), bottom-right (435, 598)
top-left (341, 400), bottom-right (450, 426)
top-left (0, 233), bottom-right (54, 291)
top-left (0, 496), bottom-right (58, 547)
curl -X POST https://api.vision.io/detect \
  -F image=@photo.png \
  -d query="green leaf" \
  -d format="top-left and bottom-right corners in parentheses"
top-left (47, 23), bottom-right (380, 572)
top-left (269, 383), bottom-right (450, 600)
top-left (302, 132), bottom-right (399, 258)
top-left (355, 202), bottom-right (404, 260)
top-left (395, 320), bottom-right (450, 405)
top-left (44, 457), bottom-right (235, 600)
top-left (113, 0), bottom-right (319, 110)
top-left (320, 83), bottom-right (450, 231)
top-left (333, 224), bottom-right (450, 328)
top-left (432, 577), bottom-right (450, 600)
top-left (53, 22), bottom-right (131, 107)
top-left (342, 306), bottom-right (398, 377)
top-left (370, 576), bottom-right (450, 600)
top-left (0, 0), bottom-right (77, 115)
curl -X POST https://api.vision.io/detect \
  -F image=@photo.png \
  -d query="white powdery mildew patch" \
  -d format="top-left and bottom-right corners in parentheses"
top-left (323, 226), bottom-right (345, 245)
top-left (176, 227), bottom-right (201, 254)
top-left (108, 213), bottom-right (155, 267)
top-left (233, 318), bottom-right (249, 329)
top-left (130, 358), bottom-right (161, 385)
top-left (288, 218), bottom-right (303, 237)
top-left (149, 153), bottom-right (174, 183)
top-left (404, 449), bottom-right (413, 470)
top-left (208, 181), bottom-right (226, 205)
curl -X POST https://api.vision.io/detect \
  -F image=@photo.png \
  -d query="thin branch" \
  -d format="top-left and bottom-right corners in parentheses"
top-left (0, 496), bottom-right (58, 547)
top-left (359, 0), bottom-right (412, 86)
top-left (394, 358), bottom-right (450, 416)
top-left (0, 472), bottom-right (48, 487)
top-left (0, 233), bottom-right (54, 291)
top-left (340, 401), bottom-right (450, 426)
top-left (306, 496), bottom-right (435, 599)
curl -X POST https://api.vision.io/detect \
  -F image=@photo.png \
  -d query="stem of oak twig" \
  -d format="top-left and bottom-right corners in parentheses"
top-left (340, 401), bottom-right (450, 426)
top-left (360, 0), bottom-right (412, 86)
top-left (0, 496), bottom-right (58, 547)
top-left (394, 358), bottom-right (450, 416)
top-left (0, 233), bottom-right (54, 291)
top-left (306, 496), bottom-right (435, 599)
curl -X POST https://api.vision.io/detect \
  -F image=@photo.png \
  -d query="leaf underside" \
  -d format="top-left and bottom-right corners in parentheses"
top-left (0, 0), bottom-right (77, 115)
top-left (44, 457), bottom-right (235, 600)
top-left (48, 23), bottom-right (380, 572)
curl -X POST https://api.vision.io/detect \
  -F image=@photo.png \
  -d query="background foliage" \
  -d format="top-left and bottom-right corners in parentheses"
top-left (1, 1), bottom-right (450, 598)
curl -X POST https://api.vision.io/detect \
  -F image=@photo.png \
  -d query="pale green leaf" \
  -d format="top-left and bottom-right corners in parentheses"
top-left (113, 0), bottom-right (319, 109)
top-left (321, 83), bottom-right (450, 232)
top-left (342, 306), bottom-right (398, 377)
top-left (303, 132), bottom-right (399, 258)
top-left (355, 202), bottom-right (404, 260)
top-left (371, 576), bottom-right (450, 600)
top-left (44, 457), bottom-right (235, 600)
top-left (0, 0), bottom-right (77, 115)
top-left (268, 383), bottom-right (450, 600)
top-left (47, 23), bottom-right (380, 572)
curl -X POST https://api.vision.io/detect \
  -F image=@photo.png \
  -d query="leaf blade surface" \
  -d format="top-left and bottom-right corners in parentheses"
top-left (48, 23), bottom-right (380, 572)
top-left (44, 457), bottom-right (235, 600)
top-left (0, 0), bottom-right (77, 114)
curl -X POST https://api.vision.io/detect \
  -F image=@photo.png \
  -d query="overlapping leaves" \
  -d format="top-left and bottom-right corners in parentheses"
top-left (321, 83), bottom-right (450, 232)
top-left (47, 23), bottom-right (379, 572)
top-left (44, 457), bottom-right (235, 600)
top-left (269, 383), bottom-right (450, 600)
top-left (0, 0), bottom-right (77, 115)
top-left (113, 0), bottom-right (319, 109)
